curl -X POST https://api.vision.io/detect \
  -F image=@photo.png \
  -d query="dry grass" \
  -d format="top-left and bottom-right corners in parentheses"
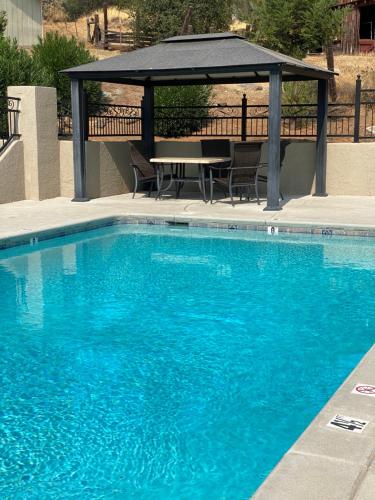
top-left (43, 7), bottom-right (131, 44)
top-left (306, 53), bottom-right (375, 101)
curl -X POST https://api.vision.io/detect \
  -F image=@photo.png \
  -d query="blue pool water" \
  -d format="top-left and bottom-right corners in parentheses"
top-left (1, 225), bottom-right (375, 499)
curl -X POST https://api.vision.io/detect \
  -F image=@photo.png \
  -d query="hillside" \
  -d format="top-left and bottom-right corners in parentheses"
top-left (43, 8), bottom-right (375, 107)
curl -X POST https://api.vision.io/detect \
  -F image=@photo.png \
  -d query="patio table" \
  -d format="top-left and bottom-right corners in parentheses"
top-left (150, 157), bottom-right (232, 202)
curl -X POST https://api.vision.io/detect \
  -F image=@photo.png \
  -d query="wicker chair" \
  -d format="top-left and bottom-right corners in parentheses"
top-left (258, 140), bottom-right (291, 200)
top-left (129, 142), bottom-right (157, 198)
top-left (208, 142), bottom-right (263, 206)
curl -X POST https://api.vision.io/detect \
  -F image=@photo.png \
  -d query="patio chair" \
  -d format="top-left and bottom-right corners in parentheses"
top-left (129, 141), bottom-right (157, 198)
top-left (257, 140), bottom-right (291, 200)
top-left (201, 139), bottom-right (232, 197)
top-left (201, 139), bottom-right (231, 171)
top-left (208, 142), bottom-right (263, 206)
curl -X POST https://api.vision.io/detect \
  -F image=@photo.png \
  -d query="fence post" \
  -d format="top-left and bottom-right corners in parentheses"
top-left (103, 3), bottom-right (109, 49)
top-left (141, 96), bottom-right (145, 140)
top-left (354, 74), bottom-right (362, 143)
top-left (241, 93), bottom-right (247, 141)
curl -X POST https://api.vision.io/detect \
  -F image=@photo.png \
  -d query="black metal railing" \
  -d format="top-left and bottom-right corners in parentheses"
top-left (57, 76), bottom-right (375, 142)
top-left (58, 101), bottom-right (142, 138)
top-left (88, 103), bottom-right (142, 137)
top-left (0, 97), bottom-right (20, 153)
top-left (153, 101), bottom-right (356, 140)
top-left (359, 87), bottom-right (375, 141)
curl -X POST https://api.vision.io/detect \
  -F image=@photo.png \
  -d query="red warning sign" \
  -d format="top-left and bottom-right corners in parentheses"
top-left (352, 384), bottom-right (375, 398)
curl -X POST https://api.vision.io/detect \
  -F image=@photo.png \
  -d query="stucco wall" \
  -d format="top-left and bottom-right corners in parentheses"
top-left (2, 0), bottom-right (42, 47)
top-left (327, 143), bottom-right (375, 195)
top-left (0, 140), bottom-right (25, 204)
top-left (60, 141), bottom-right (133, 199)
top-left (154, 140), bottom-right (316, 196)
top-left (8, 86), bottom-right (60, 200)
top-left (1, 137), bottom-right (375, 204)
top-left (57, 139), bottom-right (375, 199)
top-left (60, 140), bottom-right (74, 198)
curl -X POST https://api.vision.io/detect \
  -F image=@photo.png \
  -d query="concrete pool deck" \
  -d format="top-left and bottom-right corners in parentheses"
top-left (3, 194), bottom-right (375, 243)
top-left (1, 192), bottom-right (375, 499)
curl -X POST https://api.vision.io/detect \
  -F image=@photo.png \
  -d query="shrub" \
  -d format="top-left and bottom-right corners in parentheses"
top-left (0, 10), bottom-right (7, 36)
top-left (154, 85), bottom-right (212, 138)
top-left (282, 81), bottom-right (317, 115)
top-left (31, 32), bottom-right (104, 106)
top-left (0, 38), bottom-right (46, 96)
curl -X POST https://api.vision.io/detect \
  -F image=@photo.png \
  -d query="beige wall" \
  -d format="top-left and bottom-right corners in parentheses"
top-left (60, 141), bottom-right (133, 199)
top-left (327, 143), bottom-right (375, 195)
top-left (153, 140), bottom-right (317, 196)
top-left (60, 140), bottom-right (74, 198)
top-left (0, 140), bottom-right (25, 204)
top-left (8, 86), bottom-right (60, 200)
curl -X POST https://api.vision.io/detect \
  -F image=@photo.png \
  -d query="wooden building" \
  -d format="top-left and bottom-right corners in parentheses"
top-left (337, 0), bottom-right (375, 53)
top-left (0, 0), bottom-right (43, 47)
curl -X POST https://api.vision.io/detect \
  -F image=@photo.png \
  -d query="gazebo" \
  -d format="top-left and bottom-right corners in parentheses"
top-left (64, 32), bottom-right (335, 211)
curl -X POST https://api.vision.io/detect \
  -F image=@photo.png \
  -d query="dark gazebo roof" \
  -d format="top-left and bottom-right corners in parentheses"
top-left (64, 32), bottom-right (335, 85)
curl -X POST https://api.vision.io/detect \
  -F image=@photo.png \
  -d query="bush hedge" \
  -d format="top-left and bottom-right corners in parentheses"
top-left (154, 85), bottom-right (212, 138)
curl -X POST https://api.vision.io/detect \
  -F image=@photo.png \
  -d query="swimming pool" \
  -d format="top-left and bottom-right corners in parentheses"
top-left (1, 225), bottom-right (374, 499)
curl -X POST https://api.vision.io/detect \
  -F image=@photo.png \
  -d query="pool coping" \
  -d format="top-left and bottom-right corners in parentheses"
top-left (3, 213), bottom-right (375, 250)
top-left (252, 344), bottom-right (375, 500)
top-left (1, 213), bottom-right (375, 499)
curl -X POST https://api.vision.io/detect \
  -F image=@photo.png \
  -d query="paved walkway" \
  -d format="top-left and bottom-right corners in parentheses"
top-left (2, 194), bottom-right (375, 240)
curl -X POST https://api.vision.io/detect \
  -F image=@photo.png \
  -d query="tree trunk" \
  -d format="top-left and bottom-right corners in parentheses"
top-left (86, 18), bottom-right (91, 43)
top-left (325, 42), bottom-right (337, 103)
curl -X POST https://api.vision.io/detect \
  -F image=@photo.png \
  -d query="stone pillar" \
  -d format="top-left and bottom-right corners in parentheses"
top-left (7, 86), bottom-right (60, 200)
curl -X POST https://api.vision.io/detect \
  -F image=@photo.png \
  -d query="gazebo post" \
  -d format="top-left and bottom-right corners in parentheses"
top-left (314, 78), bottom-right (328, 196)
top-left (143, 85), bottom-right (155, 158)
top-left (265, 68), bottom-right (282, 211)
top-left (71, 78), bottom-right (88, 201)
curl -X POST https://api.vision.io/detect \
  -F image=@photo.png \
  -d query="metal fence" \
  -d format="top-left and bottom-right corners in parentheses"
top-left (57, 76), bottom-right (375, 142)
top-left (0, 97), bottom-right (20, 154)
top-left (359, 87), bottom-right (375, 141)
top-left (58, 101), bottom-right (142, 138)
top-left (153, 101), bottom-right (357, 140)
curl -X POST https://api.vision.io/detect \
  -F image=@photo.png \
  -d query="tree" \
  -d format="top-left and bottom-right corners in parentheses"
top-left (0, 38), bottom-right (42, 96)
top-left (252, 0), bottom-right (314, 59)
top-left (301, 0), bottom-right (347, 101)
top-left (251, 0), bottom-right (349, 101)
top-left (123, 0), bottom-right (233, 41)
top-left (61, 0), bottom-right (107, 20)
top-left (31, 32), bottom-right (104, 105)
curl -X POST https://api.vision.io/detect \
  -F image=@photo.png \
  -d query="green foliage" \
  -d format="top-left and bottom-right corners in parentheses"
top-left (282, 81), bottom-right (317, 113)
top-left (0, 38), bottom-right (44, 96)
top-left (301, 0), bottom-right (349, 50)
top-left (61, 0), bottom-right (107, 21)
top-left (251, 0), bottom-right (347, 59)
top-left (31, 32), bottom-right (104, 105)
top-left (126, 0), bottom-right (233, 41)
top-left (155, 85), bottom-right (212, 137)
top-left (0, 10), bottom-right (7, 37)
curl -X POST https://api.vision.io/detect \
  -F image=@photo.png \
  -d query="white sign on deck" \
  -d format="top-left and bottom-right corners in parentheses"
top-left (327, 414), bottom-right (369, 434)
top-left (352, 384), bottom-right (375, 398)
